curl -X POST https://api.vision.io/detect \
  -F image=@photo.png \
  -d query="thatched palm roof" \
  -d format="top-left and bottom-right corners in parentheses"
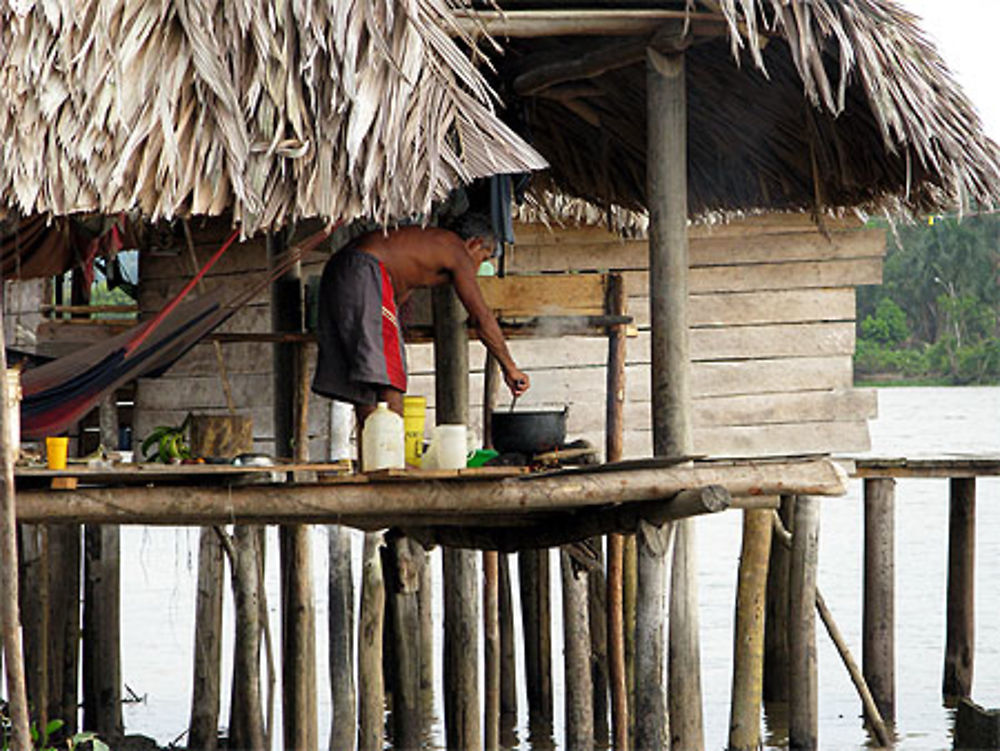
top-left (0, 0), bottom-right (546, 234)
top-left (477, 0), bottom-right (1000, 219)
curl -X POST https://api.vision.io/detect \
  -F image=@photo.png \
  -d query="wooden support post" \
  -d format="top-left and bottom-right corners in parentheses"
top-left (358, 532), bottom-right (385, 751)
top-left (19, 525), bottom-right (49, 736)
top-left (188, 416), bottom-right (250, 751)
top-left (229, 526), bottom-right (266, 751)
top-left (82, 524), bottom-right (122, 740)
top-left (588, 542), bottom-right (609, 746)
top-left (608, 534), bottom-right (628, 751)
top-left (499, 554), bottom-right (518, 742)
top-left (48, 524), bottom-right (80, 733)
top-left (328, 526), bottom-right (356, 751)
top-left (863, 478), bottom-right (895, 723)
top-left (944, 477), bottom-right (976, 704)
top-left (729, 508), bottom-right (773, 751)
top-left (764, 495), bottom-right (795, 703)
top-left (384, 535), bottom-right (424, 750)
top-left (484, 550), bottom-right (500, 751)
top-left (647, 37), bottom-right (697, 751)
top-left (562, 549), bottom-right (595, 750)
top-left (188, 527), bottom-right (225, 751)
top-left (433, 284), bottom-right (480, 750)
top-left (789, 496), bottom-right (820, 751)
top-left (270, 231), bottom-right (318, 751)
top-left (521, 548), bottom-right (553, 734)
top-left (418, 550), bottom-right (434, 714)
top-left (624, 534), bottom-right (638, 742)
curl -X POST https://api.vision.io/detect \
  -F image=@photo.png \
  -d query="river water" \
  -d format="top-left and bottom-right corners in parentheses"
top-left (117, 386), bottom-right (1000, 749)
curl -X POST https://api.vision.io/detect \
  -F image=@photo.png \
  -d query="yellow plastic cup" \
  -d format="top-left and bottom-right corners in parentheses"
top-left (45, 437), bottom-right (69, 470)
top-left (403, 396), bottom-right (427, 466)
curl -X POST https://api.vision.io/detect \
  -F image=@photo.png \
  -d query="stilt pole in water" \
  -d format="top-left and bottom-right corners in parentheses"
top-left (764, 495), bottom-right (795, 703)
top-left (484, 550), bottom-right (501, 751)
top-left (358, 532), bottom-right (385, 751)
top-left (863, 478), bottom-right (896, 722)
top-left (328, 526), bottom-right (356, 751)
top-left (789, 496), bottom-right (820, 751)
top-left (944, 477), bottom-right (975, 703)
top-left (521, 548), bottom-right (553, 735)
top-left (563, 549), bottom-right (595, 750)
top-left (728, 508), bottom-right (773, 750)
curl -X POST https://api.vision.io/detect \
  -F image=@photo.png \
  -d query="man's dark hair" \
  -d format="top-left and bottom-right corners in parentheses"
top-left (449, 212), bottom-right (495, 244)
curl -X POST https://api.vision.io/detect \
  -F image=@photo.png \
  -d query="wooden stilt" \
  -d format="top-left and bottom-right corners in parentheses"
top-left (19, 524), bottom-right (49, 735)
top-left (789, 496), bottom-right (820, 751)
top-left (624, 534), bottom-right (638, 743)
top-left (358, 532), bottom-right (385, 751)
top-left (328, 526), bottom-right (356, 751)
top-left (498, 554), bottom-right (518, 742)
top-left (563, 549), bottom-right (595, 750)
top-left (48, 524), bottom-right (80, 733)
top-left (764, 494), bottom-right (795, 703)
top-left (384, 535), bottom-right (424, 750)
top-left (647, 35), bottom-right (697, 751)
top-left (433, 284), bottom-right (480, 750)
top-left (588, 541), bottom-right (610, 746)
top-left (521, 548), bottom-right (553, 736)
top-left (484, 550), bottom-right (500, 751)
top-left (82, 523), bottom-right (122, 740)
top-left (270, 231), bottom-right (318, 751)
top-left (418, 548), bottom-right (434, 714)
top-left (669, 519), bottom-right (703, 750)
top-left (229, 525), bottom-right (266, 751)
top-left (944, 477), bottom-right (975, 704)
top-left (188, 527), bottom-right (225, 751)
top-left (863, 478), bottom-right (895, 723)
top-left (729, 508), bottom-right (773, 751)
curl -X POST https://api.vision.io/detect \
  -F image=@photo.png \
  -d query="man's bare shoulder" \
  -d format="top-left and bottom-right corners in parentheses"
top-left (361, 226), bottom-right (463, 262)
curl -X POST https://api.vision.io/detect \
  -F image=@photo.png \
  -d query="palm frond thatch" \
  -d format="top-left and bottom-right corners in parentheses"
top-left (492, 0), bottom-right (1000, 219)
top-left (0, 0), bottom-right (546, 233)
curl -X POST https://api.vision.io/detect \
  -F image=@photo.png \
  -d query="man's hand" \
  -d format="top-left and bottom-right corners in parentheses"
top-left (504, 366), bottom-right (530, 397)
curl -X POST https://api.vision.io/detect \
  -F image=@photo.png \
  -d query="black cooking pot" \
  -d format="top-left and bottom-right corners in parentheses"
top-left (491, 408), bottom-right (568, 454)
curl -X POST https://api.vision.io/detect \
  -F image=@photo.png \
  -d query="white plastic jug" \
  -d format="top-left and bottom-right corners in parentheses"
top-left (361, 402), bottom-right (405, 471)
top-left (422, 424), bottom-right (467, 470)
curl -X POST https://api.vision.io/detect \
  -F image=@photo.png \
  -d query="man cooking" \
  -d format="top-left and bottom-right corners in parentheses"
top-left (312, 213), bottom-right (530, 423)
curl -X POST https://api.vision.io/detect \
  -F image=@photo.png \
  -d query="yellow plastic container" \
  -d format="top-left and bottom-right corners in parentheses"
top-left (45, 436), bottom-right (69, 470)
top-left (403, 395), bottom-right (427, 466)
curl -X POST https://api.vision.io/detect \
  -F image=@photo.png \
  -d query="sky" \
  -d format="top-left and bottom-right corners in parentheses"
top-left (898, 0), bottom-right (1000, 143)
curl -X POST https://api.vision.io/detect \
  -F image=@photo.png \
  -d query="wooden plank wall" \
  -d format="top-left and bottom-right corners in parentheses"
top-left (134, 218), bottom-right (335, 457)
top-left (133, 213), bottom-right (883, 461)
top-left (410, 215), bottom-right (882, 459)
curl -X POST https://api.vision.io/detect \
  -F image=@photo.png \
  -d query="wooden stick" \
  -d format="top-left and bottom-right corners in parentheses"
top-left (624, 534), bottom-right (637, 744)
top-left (863, 478), bottom-right (895, 722)
top-left (454, 9), bottom-right (728, 38)
top-left (764, 495), bottom-right (795, 703)
top-left (357, 532), bottom-right (385, 751)
top-left (788, 497), bottom-right (820, 751)
top-left (772, 512), bottom-right (891, 748)
top-left (0, 321), bottom-right (30, 748)
top-left (728, 509), bottom-right (773, 751)
top-left (944, 477), bottom-right (975, 703)
top-left (327, 526), bottom-right (356, 751)
top-left (484, 550), bottom-right (500, 751)
top-left (562, 549), bottom-right (595, 750)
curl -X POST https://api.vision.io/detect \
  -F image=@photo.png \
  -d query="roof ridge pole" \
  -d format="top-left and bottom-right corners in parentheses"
top-left (642, 36), bottom-right (703, 751)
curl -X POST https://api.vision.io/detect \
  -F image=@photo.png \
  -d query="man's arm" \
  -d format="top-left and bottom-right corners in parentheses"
top-left (445, 246), bottom-right (530, 397)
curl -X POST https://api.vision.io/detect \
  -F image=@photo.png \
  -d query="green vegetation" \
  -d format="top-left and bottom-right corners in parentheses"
top-left (856, 214), bottom-right (1000, 385)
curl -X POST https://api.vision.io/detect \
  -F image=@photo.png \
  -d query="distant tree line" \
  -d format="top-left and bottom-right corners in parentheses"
top-left (856, 213), bottom-right (1000, 384)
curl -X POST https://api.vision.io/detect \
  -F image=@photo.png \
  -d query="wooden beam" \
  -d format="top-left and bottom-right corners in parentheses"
top-left (454, 9), bottom-right (728, 38)
top-left (15, 458), bottom-right (847, 525)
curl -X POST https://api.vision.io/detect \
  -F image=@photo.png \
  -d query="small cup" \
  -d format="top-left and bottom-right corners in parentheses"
top-left (45, 437), bottom-right (69, 470)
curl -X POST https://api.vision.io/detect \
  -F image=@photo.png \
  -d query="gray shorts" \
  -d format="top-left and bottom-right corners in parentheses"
top-left (312, 244), bottom-right (407, 406)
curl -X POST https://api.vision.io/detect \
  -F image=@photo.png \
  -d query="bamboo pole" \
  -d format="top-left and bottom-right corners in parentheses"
top-left (728, 508), bottom-right (773, 751)
top-left (358, 532), bottom-right (385, 751)
top-left (863, 478), bottom-right (895, 723)
top-left (484, 550), bottom-right (500, 751)
top-left (944, 477), bottom-right (975, 704)
top-left (328, 526), bottom-right (356, 751)
top-left (562, 549), bottom-right (595, 750)
top-left (764, 495), bottom-right (795, 703)
top-left (788, 497), bottom-right (820, 751)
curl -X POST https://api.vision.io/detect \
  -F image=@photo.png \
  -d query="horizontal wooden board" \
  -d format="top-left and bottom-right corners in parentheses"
top-left (161, 340), bottom-right (275, 376)
top-left (694, 420), bottom-right (872, 457)
top-left (509, 228), bottom-right (885, 273)
top-left (642, 288), bottom-right (856, 329)
top-left (478, 274), bottom-right (606, 316)
top-left (511, 214), bottom-right (864, 246)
